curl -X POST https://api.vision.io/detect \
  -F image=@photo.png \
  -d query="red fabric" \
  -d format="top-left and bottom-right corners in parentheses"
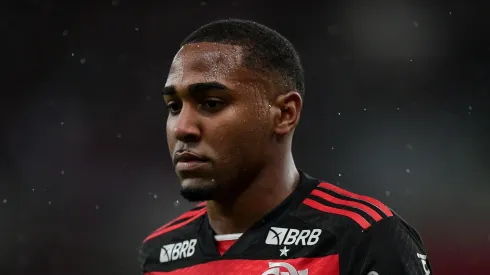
top-left (144, 208), bottom-right (207, 242)
top-left (216, 239), bottom-right (236, 256)
top-left (303, 198), bottom-right (371, 229)
top-left (145, 254), bottom-right (339, 274)
top-left (310, 189), bottom-right (383, 221)
top-left (318, 182), bottom-right (393, 217)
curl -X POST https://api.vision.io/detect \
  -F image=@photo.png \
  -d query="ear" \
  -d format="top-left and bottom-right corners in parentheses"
top-left (271, 91), bottom-right (303, 136)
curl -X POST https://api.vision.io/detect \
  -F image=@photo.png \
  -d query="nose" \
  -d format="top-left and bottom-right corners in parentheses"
top-left (172, 104), bottom-right (201, 143)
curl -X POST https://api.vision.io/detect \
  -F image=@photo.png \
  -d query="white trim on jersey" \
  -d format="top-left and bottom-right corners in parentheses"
top-left (214, 233), bottom-right (243, 241)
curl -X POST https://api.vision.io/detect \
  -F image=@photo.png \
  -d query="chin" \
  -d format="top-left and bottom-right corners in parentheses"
top-left (179, 178), bottom-right (218, 202)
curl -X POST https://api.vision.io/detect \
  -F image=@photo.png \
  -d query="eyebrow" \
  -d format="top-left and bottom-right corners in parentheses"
top-left (161, 81), bottom-right (229, 96)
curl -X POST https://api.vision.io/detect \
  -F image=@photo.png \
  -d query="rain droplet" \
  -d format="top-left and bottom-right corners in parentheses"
top-left (413, 21), bottom-right (419, 27)
top-left (406, 144), bottom-right (413, 150)
top-left (385, 191), bottom-right (391, 197)
top-left (338, 173), bottom-right (342, 177)
top-left (48, 201), bottom-right (52, 205)
top-left (112, 0), bottom-right (119, 6)
top-left (173, 200), bottom-right (180, 207)
top-left (409, 59), bottom-right (413, 62)
top-left (153, 194), bottom-right (158, 199)
top-left (363, 108), bottom-right (367, 111)
top-left (62, 30), bottom-right (69, 36)
top-left (60, 121), bottom-right (64, 126)
top-left (146, 95), bottom-right (151, 100)
top-left (337, 112), bottom-right (341, 116)
top-left (71, 53), bottom-right (75, 57)
top-left (405, 168), bottom-right (411, 173)
top-left (60, 170), bottom-right (65, 175)
top-left (331, 146), bottom-right (335, 150)
top-left (468, 105), bottom-right (473, 111)
top-left (134, 27), bottom-right (140, 31)
top-left (148, 192), bottom-right (152, 196)
top-left (95, 205), bottom-right (99, 210)
top-left (336, 182), bottom-right (340, 186)
top-left (116, 133), bottom-right (122, 139)
top-left (32, 188), bottom-right (35, 192)
top-left (449, 11), bottom-right (452, 15)
top-left (200, 1), bottom-right (207, 6)
top-left (80, 58), bottom-right (86, 64)
top-left (396, 108), bottom-right (400, 111)
top-left (2, 199), bottom-right (7, 204)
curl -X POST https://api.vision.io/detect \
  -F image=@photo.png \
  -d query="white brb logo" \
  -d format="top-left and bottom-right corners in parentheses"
top-left (265, 227), bottom-right (322, 246)
top-left (417, 253), bottom-right (431, 275)
top-left (159, 239), bottom-right (197, 263)
top-left (261, 262), bottom-right (308, 275)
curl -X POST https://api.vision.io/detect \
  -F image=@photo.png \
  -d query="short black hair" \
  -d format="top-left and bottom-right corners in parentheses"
top-left (180, 19), bottom-right (305, 99)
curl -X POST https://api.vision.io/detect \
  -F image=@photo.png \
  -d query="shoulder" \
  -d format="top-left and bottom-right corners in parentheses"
top-left (296, 180), bottom-right (394, 233)
top-left (142, 202), bottom-right (207, 244)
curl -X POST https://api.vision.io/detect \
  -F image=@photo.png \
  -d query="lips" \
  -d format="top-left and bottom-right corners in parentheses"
top-left (173, 151), bottom-right (210, 172)
top-left (173, 151), bottom-right (208, 164)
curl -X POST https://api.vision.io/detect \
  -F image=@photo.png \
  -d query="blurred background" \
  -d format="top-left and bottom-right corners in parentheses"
top-left (1, 0), bottom-right (490, 274)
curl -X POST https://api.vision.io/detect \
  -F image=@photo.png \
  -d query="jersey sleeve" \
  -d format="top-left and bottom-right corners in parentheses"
top-left (348, 216), bottom-right (433, 275)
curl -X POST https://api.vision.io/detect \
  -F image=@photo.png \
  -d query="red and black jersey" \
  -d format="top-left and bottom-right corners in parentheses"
top-left (139, 171), bottom-right (432, 275)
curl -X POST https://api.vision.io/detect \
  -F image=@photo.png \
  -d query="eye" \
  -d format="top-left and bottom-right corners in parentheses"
top-left (166, 101), bottom-right (182, 115)
top-left (201, 98), bottom-right (225, 112)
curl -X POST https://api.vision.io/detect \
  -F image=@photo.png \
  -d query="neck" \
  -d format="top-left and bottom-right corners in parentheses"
top-left (206, 151), bottom-right (299, 235)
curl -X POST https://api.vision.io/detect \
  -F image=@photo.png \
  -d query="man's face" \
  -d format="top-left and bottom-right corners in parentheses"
top-left (163, 42), bottom-right (274, 202)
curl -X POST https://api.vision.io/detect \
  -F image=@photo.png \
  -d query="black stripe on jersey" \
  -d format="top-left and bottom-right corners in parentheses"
top-left (306, 194), bottom-right (377, 226)
top-left (163, 205), bottom-right (205, 228)
top-left (163, 217), bottom-right (190, 228)
top-left (315, 186), bottom-right (389, 219)
top-left (189, 204), bottom-right (206, 212)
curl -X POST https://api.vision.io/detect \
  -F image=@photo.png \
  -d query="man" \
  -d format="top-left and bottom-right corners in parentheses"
top-left (139, 19), bottom-right (432, 275)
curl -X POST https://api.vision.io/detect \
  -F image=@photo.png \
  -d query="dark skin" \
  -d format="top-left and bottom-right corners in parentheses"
top-left (163, 42), bottom-right (303, 235)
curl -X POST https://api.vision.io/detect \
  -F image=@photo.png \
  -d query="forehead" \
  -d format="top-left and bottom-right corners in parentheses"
top-left (165, 42), bottom-right (246, 87)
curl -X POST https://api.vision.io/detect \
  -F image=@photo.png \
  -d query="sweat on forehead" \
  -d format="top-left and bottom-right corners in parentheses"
top-left (169, 43), bottom-right (245, 75)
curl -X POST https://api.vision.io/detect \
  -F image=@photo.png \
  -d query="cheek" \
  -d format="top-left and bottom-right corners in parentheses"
top-left (210, 108), bottom-right (270, 162)
top-left (166, 118), bottom-right (176, 148)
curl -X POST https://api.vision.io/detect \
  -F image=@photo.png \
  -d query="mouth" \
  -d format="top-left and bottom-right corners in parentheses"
top-left (173, 151), bottom-right (211, 172)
